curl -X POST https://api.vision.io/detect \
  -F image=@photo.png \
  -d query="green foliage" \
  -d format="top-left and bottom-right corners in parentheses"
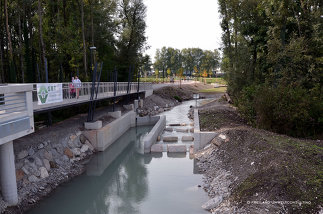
top-left (173, 95), bottom-right (182, 102)
top-left (237, 84), bottom-right (323, 137)
top-left (154, 47), bottom-right (220, 76)
top-left (0, 0), bottom-right (147, 83)
top-left (219, 0), bottom-right (322, 137)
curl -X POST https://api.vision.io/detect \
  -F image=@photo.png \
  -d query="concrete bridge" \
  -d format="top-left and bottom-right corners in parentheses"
top-left (0, 82), bottom-right (153, 205)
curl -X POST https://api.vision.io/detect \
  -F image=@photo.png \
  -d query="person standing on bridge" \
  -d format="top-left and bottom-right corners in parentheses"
top-left (70, 77), bottom-right (76, 98)
top-left (75, 76), bottom-right (81, 99)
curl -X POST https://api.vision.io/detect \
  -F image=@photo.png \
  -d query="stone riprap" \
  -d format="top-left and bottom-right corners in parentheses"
top-left (4, 131), bottom-right (96, 213)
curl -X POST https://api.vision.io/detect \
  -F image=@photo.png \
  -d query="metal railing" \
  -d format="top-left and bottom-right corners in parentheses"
top-left (30, 82), bottom-right (152, 111)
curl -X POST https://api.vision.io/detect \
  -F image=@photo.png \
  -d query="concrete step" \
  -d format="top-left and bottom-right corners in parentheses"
top-left (175, 128), bottom-right (188, 133)
top-left (182, 136), bottom-right (194, 141)
top-left (167, 144), bottom-right (187, 153)
top-left (165, 127), bottom-right (173, 132)
top-left (163, 136), bottom-right (178, 142)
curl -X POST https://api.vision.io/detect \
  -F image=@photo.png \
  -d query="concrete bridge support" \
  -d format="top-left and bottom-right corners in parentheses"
top-left (0, 141), bottom-right (18, 205)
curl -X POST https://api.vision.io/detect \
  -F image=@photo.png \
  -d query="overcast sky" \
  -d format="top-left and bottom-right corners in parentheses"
top-left (143, 0), bottom-right (222, 62)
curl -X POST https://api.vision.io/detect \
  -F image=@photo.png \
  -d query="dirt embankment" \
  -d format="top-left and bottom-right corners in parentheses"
top-left (139, 83), bottom-right (213, 116)
top-left (196, 95), bottom-right (323, 214)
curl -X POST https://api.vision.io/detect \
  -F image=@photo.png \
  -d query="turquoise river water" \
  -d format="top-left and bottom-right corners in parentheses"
top-left (27, 124), bottom-right (209, 214)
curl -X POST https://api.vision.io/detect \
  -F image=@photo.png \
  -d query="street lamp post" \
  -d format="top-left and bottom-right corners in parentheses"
top-left (89, 46), bottom-right (96, 72)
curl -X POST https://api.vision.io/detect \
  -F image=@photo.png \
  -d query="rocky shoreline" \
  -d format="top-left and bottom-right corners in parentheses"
top-left (3, 131), bottom-right (96, 214)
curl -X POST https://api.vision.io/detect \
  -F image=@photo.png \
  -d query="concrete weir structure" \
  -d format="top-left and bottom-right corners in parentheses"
top-left (0, 84), bottom-right (34, 205)
top-left (193, 109), bottom-right (217, 151)
top-left (83, 102), bottom-right (165, 153)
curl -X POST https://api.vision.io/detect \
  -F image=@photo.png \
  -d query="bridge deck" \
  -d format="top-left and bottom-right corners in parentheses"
top-left (31, 82), bottom-right (152, 113)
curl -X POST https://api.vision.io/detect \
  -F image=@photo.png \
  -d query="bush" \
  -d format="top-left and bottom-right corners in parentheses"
top-left (173, 95), bottom-right (182, 102)
top-left (237, 84), bottom-right (323, 137)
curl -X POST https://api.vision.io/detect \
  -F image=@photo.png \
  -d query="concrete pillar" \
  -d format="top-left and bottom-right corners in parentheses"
top-left (134, 100), bottom-right (139, 111)
top-left (0, 141), bottom-right (18, 205)
top-left (140, 99), bottom-right (144, 108)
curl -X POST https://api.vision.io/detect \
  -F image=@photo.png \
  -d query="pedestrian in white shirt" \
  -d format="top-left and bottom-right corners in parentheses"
top-left (74, 76), bottom-right (81, 99)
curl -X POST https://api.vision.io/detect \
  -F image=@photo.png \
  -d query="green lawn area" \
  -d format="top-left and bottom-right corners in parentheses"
top-left (200, 77), bottom-right (227, 85)
top-left (199, 86), bottom-right (227, 93)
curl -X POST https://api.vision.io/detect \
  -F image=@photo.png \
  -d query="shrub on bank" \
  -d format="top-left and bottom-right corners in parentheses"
top-left (235, 84), bottom-right (323, 137)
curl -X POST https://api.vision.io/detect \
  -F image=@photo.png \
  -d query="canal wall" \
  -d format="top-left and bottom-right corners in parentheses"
top-left (83, 111), bottom-right (163, 152)
top-left (141, 115), bottom-right (166, 154)
top-left (83, 111), bottom-right (136, 151)
top-left (193, 109), bottom-right (217, 151)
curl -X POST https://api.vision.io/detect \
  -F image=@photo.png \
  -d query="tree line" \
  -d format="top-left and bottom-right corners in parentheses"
top-left (219, 0), bottom-right (322, 137)
top-left (0, 0), bottom-right (148, 83)
top-left (153, 47), bottom-right (220, 77)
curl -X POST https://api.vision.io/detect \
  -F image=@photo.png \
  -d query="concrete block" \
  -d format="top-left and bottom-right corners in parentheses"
top-left (167, 144), bottom-right (187, 153)
top-left (175, 128), bottom-right (188, 133)
top-left (165, 127), bottom-right (173, 132)
top-left (163, 136), bottom-right (178, 142)
top-left (182, 136), bottom-right (194, 141)
top-left (151, 144), bottom-right (163, 153)
top-left (167, 152), bottom-right (186, 158)
top-left (134, 100), bottom-right (139, 110)
top-left (145, 89), bottom-right (153, 98)
top-left (108, 111), bottom-right (121, 119)
top-left (123, 104), bottom-right (134, 110)
top-left (84, 121), bottom-right (102, 130)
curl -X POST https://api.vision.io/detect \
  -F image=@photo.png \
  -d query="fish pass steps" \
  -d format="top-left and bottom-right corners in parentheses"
top-left (151, 144), bottom-right (191, 153)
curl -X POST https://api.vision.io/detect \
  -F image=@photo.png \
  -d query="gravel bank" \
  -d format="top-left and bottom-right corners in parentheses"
top-left (195, 96), bottom-right (323, 214)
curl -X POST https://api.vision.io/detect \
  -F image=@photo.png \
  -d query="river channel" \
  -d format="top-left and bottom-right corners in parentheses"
top-left (28, 101), bottom-right (209, 214)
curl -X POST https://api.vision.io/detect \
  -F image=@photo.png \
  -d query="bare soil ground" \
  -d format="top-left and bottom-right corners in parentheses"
top-left (196, 94), bottom-right (323, 214)
top-left (140, 83), bottom-right (213, 116)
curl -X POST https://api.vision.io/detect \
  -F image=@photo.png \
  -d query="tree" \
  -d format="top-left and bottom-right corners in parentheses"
top-left (176, 68), bottom-right (184, 88)
top-left (202, 69), bottom-right (208, 84)
top-left (166, 68), bottom-right (171, 78)
top-left (117, 0), bottom-right (147, 80)
top-left (218, 0), bottom-right (322, 137)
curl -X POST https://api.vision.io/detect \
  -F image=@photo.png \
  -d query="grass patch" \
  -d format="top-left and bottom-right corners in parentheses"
top-left (199, 87), bottom-right (227, 93)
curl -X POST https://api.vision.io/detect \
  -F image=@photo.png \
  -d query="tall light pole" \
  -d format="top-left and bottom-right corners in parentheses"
top-left (89, 46), bottom-right (96, 72)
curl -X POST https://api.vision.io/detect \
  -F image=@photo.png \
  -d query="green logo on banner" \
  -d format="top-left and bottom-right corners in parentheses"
top-left (38, 86), bottom-right (48, 104)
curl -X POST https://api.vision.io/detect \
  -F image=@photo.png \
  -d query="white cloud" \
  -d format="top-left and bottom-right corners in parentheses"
top-left (143, 0), bottom-right (222, 61)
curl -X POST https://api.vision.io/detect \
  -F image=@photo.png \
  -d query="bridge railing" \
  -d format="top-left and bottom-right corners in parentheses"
top-left (31, 82), bottom-right (152, 102)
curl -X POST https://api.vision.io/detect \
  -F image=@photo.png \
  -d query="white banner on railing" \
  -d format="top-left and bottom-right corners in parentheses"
top-left (37, 83), bottom-right (63, 105)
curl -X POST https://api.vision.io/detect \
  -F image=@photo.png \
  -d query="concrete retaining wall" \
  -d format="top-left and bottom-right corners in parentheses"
top-left (83, 113), bottom-right (163, 153)
top-left (136, 116), bottom-right (160, 126)
top-left (194, 109), bottom-right (217, 151)
top-left (145, 89), bottom-right (153, 98)
top-left (84, 111), bottom-right (136, 152)
top-left (141, 115), bottom-right (166, 154)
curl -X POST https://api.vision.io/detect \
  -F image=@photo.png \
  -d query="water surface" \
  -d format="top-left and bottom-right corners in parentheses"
top-left (28, 126), bottom-right (208, 214)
